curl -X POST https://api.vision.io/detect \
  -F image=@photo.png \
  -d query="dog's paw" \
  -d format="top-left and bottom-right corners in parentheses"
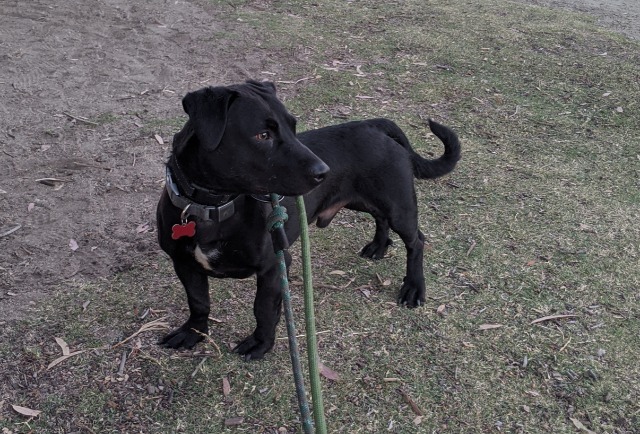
top-left (397, 280), bottom-right (425, 308)
top-left (158, 323), bottom-right (206, 349)
top-left (233, 334), bottom-right (274, 361)
top-left (360, 239), bottom-right (393, 260)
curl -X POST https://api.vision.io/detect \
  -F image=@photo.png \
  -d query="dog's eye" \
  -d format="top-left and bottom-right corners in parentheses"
top-left (255, 132), bottom-right (271, 141)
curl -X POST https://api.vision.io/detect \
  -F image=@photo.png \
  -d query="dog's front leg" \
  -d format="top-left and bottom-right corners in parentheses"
top-left (159, 259), bottom-right (210, 349)
top-left (234, 252), bottom-right (287, 361)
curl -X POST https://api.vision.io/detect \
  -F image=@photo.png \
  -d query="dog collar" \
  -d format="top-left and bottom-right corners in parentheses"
top-left (165, 166), bottom-right (285, 223)
top-left (165, 166), bottom-right (238, 222)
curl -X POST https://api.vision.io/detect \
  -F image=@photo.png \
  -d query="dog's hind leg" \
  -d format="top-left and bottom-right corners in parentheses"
top-left (359, 216), bottom-right (393, 260)
top-left (233, 252), bottom-right (287, 361)
top-left (384, 201), bottom-right (426, 307)
top-left (395, 227), bottom-right (426, 307)
top-left (160, 259), bottom-right (210, 349)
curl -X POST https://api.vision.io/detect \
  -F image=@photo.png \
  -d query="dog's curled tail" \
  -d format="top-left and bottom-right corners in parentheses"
top-left (412, 118), bottom-right (461, 179)
top-left (377, 118), bottom-right (461, 179)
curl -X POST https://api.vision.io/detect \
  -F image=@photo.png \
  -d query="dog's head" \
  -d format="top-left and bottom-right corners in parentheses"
top-left (172, 80), bottom-right (329, 196)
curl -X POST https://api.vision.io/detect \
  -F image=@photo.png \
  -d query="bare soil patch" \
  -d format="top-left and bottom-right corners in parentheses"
top-left (0, 0), bottom-right (274, 321)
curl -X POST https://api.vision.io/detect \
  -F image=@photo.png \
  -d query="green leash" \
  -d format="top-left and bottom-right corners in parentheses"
top-left (267, 194), bottom-right (327, 434)
top-left (296, 196), bottom-right (327, 434)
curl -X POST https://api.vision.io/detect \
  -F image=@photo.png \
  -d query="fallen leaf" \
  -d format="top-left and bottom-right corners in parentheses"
top-left (28, 203), bottom-right (35, 212)
top-left (570, 417), bottom-right (596, 434)
top-left (47, 350), bottom-right (87, 369)
top-left (82, 300), bottom-right (90, 311)
top-left (69, 239), bottom-right (79, 251)
top-left (0, 224), bottom-right (21, 238)
top-left (36, 177), bottom-right (66, 190)
top-left (616, 106), bottom-right (624, 113)
top-left (11, 405), bottom-right (41, 417)
top-left (478, 324), bottom-right (503, 331)
top-left (224, 417), bottom-right (244, 427)
top-left (54, 337), bottom-right (70, 356)
top-left (525, 259), bottom-right (537, 266)
top-left (329, 270), bottom-right (346, 275)
top-left (413, 415), bottom-right (423, 425)
top-left (436, 304), bottom-right (446, 316)
top-left (112, 317), bottom-right (170, 348)
top-left (530, 314), bottom-right (578, 324)
top-left (397, 388), bottom-right (423, 416)
top-left (154, 134), bottom-right (164, 145)
top-left (602, 92), bottom-right (611, 97)
top-left (136, 222), bottom-right (151, 233)
top-left (222, 377), bottom-right (231, 397)
top-left (358, 286), bottom-right (371, 299)
top-left (319, 361), bottom-right (339, 381)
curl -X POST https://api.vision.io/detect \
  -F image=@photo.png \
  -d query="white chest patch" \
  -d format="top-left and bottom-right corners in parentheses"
top-left (194, 245), bottom-right (222, 271)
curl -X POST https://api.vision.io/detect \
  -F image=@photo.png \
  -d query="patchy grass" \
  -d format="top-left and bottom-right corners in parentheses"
top-left (2, 0), bottom-right (639, 432)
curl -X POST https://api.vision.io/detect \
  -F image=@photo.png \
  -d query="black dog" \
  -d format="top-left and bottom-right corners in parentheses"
top-left (156, 81), bottom-right (460, 360)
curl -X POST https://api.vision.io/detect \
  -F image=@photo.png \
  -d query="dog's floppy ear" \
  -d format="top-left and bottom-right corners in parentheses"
top-left (245, 80), bottom-right (277, 95)
top-left (181, 87), bottom-right (238, 151)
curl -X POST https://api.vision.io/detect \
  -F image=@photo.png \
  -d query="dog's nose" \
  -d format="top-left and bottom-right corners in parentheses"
top-left (310, 160), bottom-right (330, 184)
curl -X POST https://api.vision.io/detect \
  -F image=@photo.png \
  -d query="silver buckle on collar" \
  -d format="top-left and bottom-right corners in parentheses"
top-left (208, 200), bottom-right (235, 222)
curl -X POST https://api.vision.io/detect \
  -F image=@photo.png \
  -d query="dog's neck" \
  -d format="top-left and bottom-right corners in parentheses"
top-left (167, 154), bottom-right (236, 206)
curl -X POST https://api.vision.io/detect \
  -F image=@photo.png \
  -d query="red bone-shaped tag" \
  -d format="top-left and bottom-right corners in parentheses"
top-left (171, 221), bottom-right (196, 240)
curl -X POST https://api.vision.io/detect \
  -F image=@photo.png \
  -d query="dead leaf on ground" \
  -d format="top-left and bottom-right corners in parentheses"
top-left (357, 286), bottom-right (371, 299)
top-left (397, 388), bottom-right (423, 416)
top-left (329, 270), bottom-right (346, 275)
top-left (478, 324), bottom-right (503, 331)
top-left (319, 361), bottom-right (339, 381)
top-left (136, 222), bottom-right (151, 233)
top-left (27, 203), bottom-right (35, 212)
top-left (112, 317), bottom-right (170, 348)
top-left (530, 314), bottom-right (578, 324)
top-left (222, 377), bottom-right (231, 397)
top-left (436, 304), bottom-right (446, 316)
top-left (11, 405), bottom-right (41, 417)
top-left (55, 337), bottom-right (70, 356)
top-left (376, 273), bottom-right (392, 286)
top-left (36, 177), bottom-right (67, 190)
top-left (69, 239), bottom-right (79, 251)
top-left (570, 417), bottom-right (596, 434)
top-left (47, 350), bottom-right (88, 370)
top-left (154, 134), bottom-right (164, 145)
top-left (0, 224), bottom-right (21, 238)
top-left (224, 417), bottom-right (244, 427)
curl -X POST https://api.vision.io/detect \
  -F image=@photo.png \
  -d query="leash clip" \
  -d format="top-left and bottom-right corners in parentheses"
top-left (180, 204), bottom-right (191, 224)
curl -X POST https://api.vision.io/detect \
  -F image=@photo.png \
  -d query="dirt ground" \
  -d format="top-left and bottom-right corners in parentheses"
top-left (0, 0), bottom-right (638, 323)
